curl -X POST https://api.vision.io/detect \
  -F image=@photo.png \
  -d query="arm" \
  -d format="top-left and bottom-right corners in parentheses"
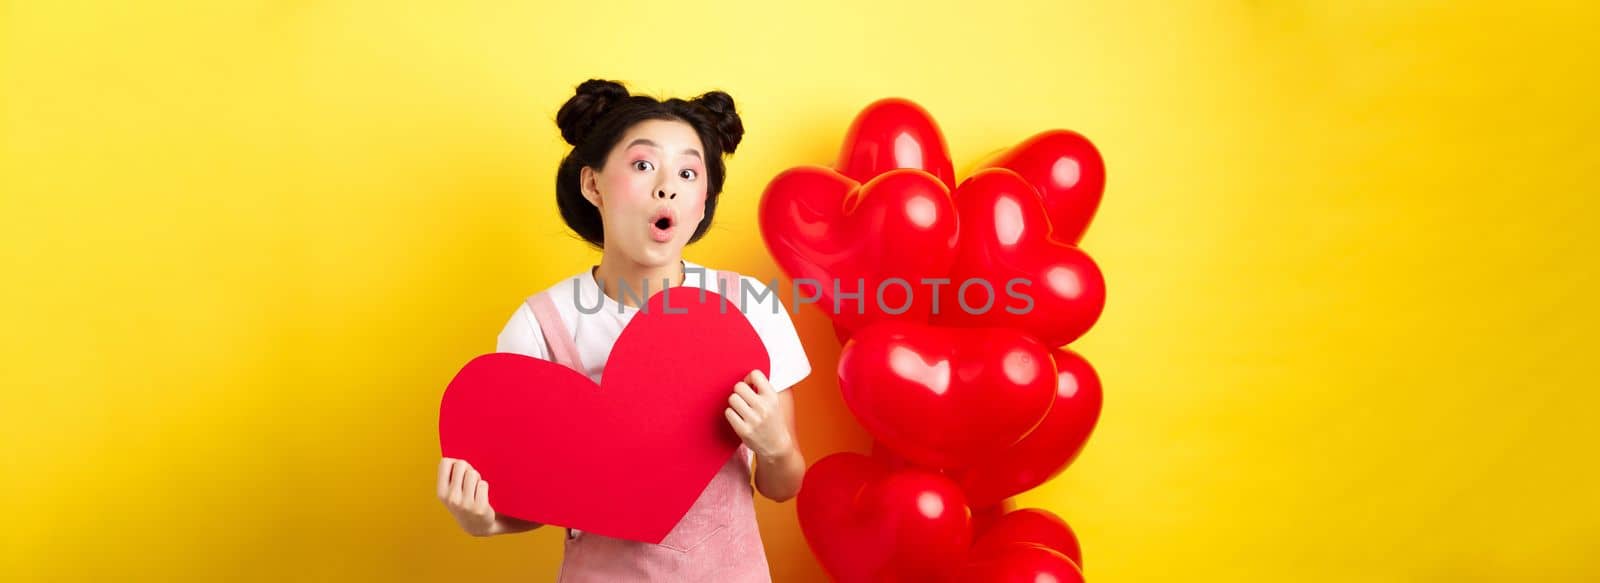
top-left (751, 390), bottom-right (805, 502)
top-left (727, 370), bottom-right (806, 503)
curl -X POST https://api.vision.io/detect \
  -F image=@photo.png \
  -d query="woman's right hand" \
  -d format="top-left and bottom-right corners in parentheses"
top-left (437, 457), bottom-right (498, 537)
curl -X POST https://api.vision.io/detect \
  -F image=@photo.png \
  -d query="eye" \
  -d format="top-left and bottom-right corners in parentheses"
top-left (633, 160), bottom-right (655, 172)
top-left (679, 169), bottom-right (698, 181)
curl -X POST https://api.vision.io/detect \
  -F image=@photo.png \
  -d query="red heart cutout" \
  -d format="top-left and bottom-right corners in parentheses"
top-left (838, 320), bottom-right (1056, 469)
top-left (957, 347), bottom-right (1102, 506)
top-left (438, 287), bottom-right (769, 544)
top-left (760, 166), bottom-right (960, 335)
top-left (797, 452), bottom-right (971, 583)
top-left (932, 168), bottom-right (1106, 347)
top-left (835, 98), bottom-right (957, 190)
top-left (980, 129), bottom-right (1105, 245)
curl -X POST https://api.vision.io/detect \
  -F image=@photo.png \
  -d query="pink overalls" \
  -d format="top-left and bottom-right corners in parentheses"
top-left (524, 270), bottom-right (773, 582)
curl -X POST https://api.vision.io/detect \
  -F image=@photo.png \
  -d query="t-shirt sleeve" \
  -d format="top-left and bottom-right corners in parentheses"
top-left (495, 301), bottom-right (551, 361)
top-left (736, 275), bottom-right (812, 393)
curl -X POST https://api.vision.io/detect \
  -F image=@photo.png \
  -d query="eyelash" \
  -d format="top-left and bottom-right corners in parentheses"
top-left (632, 160), bottom-right (698, 181)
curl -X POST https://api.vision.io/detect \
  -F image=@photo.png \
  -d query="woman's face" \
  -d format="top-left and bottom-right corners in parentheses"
top-left (581, 119), bottom-right (710, 268)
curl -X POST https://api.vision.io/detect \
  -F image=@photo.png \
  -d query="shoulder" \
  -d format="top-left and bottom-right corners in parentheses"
top-left (495, 300), bottom-right (546, 359)
top-left (734, 274), bottom-right (795, 321)
top-left (495, 273), bottom-right (586, 359)
top-left (538, 272), bottom-right (586, 303)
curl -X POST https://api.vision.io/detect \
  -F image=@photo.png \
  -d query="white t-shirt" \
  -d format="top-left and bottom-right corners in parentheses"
top-left (496, 259), bottom-right (812, 394)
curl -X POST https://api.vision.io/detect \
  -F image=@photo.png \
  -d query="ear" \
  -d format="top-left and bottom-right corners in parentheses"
top-left (579, 166), bottom-right (603, 209)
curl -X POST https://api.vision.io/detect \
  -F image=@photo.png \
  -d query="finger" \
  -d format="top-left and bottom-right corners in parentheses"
top-left (461, 468), bottom-right (481, 505)
top-left (745, 374), bottom-right (776, 405)
top-left (437, 458), bottom-right (455, 500)
top-left (725, 407), bottom-right (752, 435)
top-left (733, 382), bottom-right (764, 411)
top-left (750, 369), bottom-right (775, 395)
top-left (474, 480), bottom-right (491, 515)
top-left (729, 392), bottom-right (759, 423)
top-left (449, 460), bottom-right (469, 505)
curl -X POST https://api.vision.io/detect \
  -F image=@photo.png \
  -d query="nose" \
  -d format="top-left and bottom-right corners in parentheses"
top-left (655, 189), bottom-right (677, 200)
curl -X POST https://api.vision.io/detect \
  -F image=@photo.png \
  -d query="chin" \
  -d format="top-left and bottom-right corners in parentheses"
top-left (632, 244), bottom-right (682, 266)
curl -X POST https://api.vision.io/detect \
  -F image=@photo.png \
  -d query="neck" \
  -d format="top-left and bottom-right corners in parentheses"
top-left (591, 251), bottom-right (684, 309)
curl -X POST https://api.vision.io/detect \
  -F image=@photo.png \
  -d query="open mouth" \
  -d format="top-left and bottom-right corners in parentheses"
top-left (649, 208), bottom-right (677, 242)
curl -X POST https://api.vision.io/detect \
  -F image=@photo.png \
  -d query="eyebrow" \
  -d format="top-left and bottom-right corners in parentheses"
top-left (625, 139), bottom-right (702, 161)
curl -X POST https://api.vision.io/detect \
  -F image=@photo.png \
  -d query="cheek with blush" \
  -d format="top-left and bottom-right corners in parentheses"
top-left (684, 193), bottom-right (708, 233)
top-left (600, 172), bottom-right (652, 209)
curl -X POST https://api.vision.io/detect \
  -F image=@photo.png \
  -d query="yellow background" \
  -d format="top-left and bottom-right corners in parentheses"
top-left (4, 1), bottom-right (1597, 581)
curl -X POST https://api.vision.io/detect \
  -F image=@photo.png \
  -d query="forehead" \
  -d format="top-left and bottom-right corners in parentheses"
top-left (614, 119), bottom-right (704, 156)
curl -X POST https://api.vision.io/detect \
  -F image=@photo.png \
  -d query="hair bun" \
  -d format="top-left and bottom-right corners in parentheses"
top-left (692, 91), bottom-right (744, 154)
top-left (556, 79), bottom-right (630, 146)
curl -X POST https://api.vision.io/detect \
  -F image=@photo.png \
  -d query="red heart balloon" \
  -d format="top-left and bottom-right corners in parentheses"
top-left (838, 321), bottom-right (1056, 469)
top-left (932, 168), bottom-right (1106, 347)
top-left (832, 320), bottom-right (855, 345)
top-left (961, 543), bottom-right (1085, 583)
top-left (970, 508), bottom-right (1083, 570)
top-left (437, 287), bottom-right (769, 544)
top-left (760, 166), bottom-right (959, 335)
top-left (836, 98), bottom-right (956, 190)
top-left (980, 130), bottom-right (1106, 245)
top-left (970, 499), bottom-right (1016, 538)
top-left (798, 452), bottom-right (972, 582)
top-left (957, 347), bottom-right (1102, 506)
top-left (870, 439), bottom-right (920, 471)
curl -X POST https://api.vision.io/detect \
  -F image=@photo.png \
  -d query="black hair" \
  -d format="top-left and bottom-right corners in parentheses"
top-left (554, 79), bottom-right (744, 248)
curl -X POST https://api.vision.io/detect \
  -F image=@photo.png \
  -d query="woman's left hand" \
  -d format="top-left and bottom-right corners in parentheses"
top-left (725, 370), bottom-right (794, 459)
